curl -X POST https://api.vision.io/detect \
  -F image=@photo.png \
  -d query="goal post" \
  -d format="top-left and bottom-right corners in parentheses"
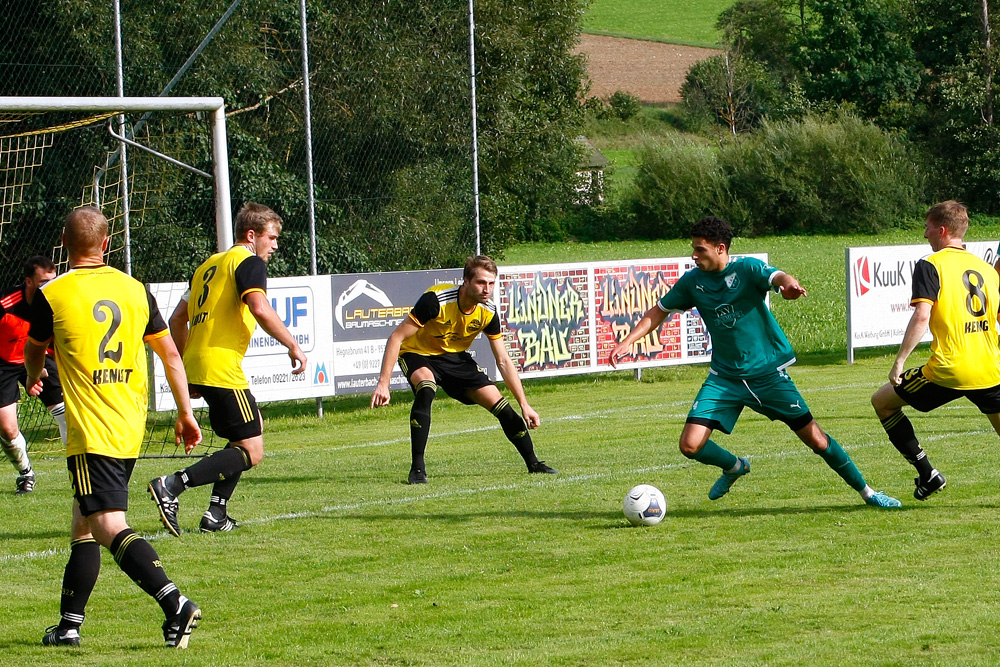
top-left (0, 96), bottom-right (234, 249)
top-left (0, 96), bottom-right (235, 457)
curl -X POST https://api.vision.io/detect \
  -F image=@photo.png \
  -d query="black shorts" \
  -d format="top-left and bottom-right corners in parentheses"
top-left (894, 366), bottom-right (1000, 413)
top-left (399, 352), bottom-right (494, 405)
top-left (67, 453), bottom-right (136, 516)
top-left (192, 384), bottom-right (262, 441)
top-left (0, 356), bottom-right (62, 408)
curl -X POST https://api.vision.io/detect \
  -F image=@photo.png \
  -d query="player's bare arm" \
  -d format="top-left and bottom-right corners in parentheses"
top-left (889, 300), bottom-right (932, 386)
top-left (489, 336), bottom-right (539, 429)
top-left (148, 334), bottom-right (203, 453)
top-left (244, 290), bottom-right (307, 374)
top-left (168, 297), bottom-right (190, 357)
top-left (23, 336), bottom-right (51, 397)
top-left (607, 305), bottom-right (669, 368)
top-left (771, 271), bottom-right (807, 300)
top-left (371, 318), bottom-right (421, 408)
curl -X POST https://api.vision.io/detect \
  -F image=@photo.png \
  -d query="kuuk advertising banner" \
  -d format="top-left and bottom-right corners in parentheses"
top-left (149, 275), bottom-right (336, 410)
top-left (846, 241), bottom-right (999, 362)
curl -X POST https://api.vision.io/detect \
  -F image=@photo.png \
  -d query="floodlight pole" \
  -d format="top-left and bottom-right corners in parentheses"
top-left (468, 0), bottom-right (481, 255)
top-left (299, 0), bottom-right (323, 418)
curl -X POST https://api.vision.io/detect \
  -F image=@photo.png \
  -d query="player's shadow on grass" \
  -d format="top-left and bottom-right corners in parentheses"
top-left (0, 528), bottom-right (69, 541)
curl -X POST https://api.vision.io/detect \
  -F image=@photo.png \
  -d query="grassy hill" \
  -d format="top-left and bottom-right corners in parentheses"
top-left (582, 0), bottom-right (732, 46)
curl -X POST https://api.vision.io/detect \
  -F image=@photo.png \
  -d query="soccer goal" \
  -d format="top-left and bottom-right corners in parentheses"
top-left (0, 96), bottom-right (233, 458)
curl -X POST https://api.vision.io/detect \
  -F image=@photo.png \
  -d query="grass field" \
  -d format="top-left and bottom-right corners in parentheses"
top-left (582, 0), bottom-right (732, 46)
top-left (6, 352), bottom-right (1000, 665)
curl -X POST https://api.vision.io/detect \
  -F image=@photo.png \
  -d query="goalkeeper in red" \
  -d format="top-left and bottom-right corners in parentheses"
top-left (609, 216), bottom-right (900, 508)
top-left (371, 255), bottom-right (556, 483)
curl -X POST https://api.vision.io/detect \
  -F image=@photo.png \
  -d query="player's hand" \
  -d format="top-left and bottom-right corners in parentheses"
top-left (25, 367), bottom-right (48, 397)
top-left (289, 345), bottom-right (307, 375)
top-left (371, 381), bottom-right (391, 408)
top-left (888, 361), bottom-right (905, 387)
top-left (175, 411), bottom-right (203, 454)
top-left (607, 342), bottom-right (630, 369)
top-left (779, 282), bottom-right (807, 300)
top-left (522, 405), bottom-right (541, 429)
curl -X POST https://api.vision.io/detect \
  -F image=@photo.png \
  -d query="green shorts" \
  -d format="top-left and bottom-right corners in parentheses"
top-left (687, 368), bottom-right (813, 435)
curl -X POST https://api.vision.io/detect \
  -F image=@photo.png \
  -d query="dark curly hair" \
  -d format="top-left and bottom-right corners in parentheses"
top-left (690, 216), bottom-right (733, 250)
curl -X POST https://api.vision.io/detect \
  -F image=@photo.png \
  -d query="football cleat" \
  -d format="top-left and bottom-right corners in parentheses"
top-left (408, 467), bottom-right (428, 484)
top-left (864, 490), bottom-right (902, 508)
top-left (148, 476), bottom-right (182, 536)
top-left (41, 625), bottom-right (80, 647)
top-left (708, 456), bottom-right (750, 500)
top-left (200, 511), bottom-right (239, 533)
top-left (914, 469), bottom-right (946, 500)
top-left (163, 598), bottom-right (201, 648)
top-left (528, 460), bottom-right (558, 474)
top-left (15, 471), bottom-right (35, 495)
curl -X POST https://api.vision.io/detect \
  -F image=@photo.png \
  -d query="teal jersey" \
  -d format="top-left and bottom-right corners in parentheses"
top-left (658, 256), bottom-right (794, 378)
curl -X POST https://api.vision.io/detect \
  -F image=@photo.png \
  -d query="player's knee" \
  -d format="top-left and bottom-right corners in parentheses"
top-left (678, 439), bottom-right (700, 458)
top-left (232, 442), bottom-right (261, 468)
top-left (411, 381), bottom-right (436, 420)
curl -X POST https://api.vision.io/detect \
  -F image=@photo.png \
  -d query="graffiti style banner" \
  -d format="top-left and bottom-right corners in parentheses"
top-left (330, 269), bottom-right (495, 395)
top-left (593, 260), bottom-right (708, 370)
top-left (149, 275), bottom-right (335, 411)
top-left (497, 266), bottom-right (590, 376)
top-left (846, 241), bottom-right (998, 361)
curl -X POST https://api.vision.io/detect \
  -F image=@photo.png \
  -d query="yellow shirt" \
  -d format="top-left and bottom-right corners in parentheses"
top-left (913, 247), bottom-right (1000, 389)
top-left (399, 284), bottom-right (502, 356)
top-left (183, 246), bottom-right (267, 388)
top-left (29, 265), bottom-right (166, 458)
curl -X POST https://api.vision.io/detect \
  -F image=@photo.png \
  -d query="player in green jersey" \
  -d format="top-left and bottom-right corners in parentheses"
top-left (609, 216), bottom-right (900, 508)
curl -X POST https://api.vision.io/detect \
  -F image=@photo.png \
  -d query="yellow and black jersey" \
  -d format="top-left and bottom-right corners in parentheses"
top-left (912, 247), bottom-right (1000, 389)
top-left (183, 245), bottom-right (267, 389)
top-left (399, 284), bottom-right (501, 356)
top-left (27, 265), bottom-right (167, 458)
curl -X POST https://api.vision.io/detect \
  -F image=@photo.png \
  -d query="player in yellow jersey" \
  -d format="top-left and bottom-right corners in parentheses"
top-left (25, 206), bottom-right (203, 648)
top-left (371, 255), bottom-right (556, 483)
top-left (149, 203), bottom-right (306, 535)
top-left (872, 201), bottom-right (1000, 500)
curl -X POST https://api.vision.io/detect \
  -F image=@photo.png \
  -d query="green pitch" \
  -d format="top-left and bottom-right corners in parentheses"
top-left (582, 0), bottom-right (733, 46)
top-left (4, 354), bottom-right (1000, 665)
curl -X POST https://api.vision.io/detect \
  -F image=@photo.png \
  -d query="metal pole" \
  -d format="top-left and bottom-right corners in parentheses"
top-left (468, 0), bottom-right (481, 255)
top-left (113, 0), bottom-right (132, 275)
top-left (210, 106), bottom-right (234, 250)
top-left (299, 0), bottom-right (323, 418)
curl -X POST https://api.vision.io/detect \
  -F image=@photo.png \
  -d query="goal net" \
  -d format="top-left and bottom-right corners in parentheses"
top-left (0, 96), bottom-right (232, 458)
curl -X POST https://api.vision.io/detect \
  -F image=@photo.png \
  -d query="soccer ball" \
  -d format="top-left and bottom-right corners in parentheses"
top-left (622, 484), bottom-right (666, 526)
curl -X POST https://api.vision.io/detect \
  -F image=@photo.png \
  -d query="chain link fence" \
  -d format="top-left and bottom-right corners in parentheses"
top-left (0, 0), bottom-right (486, 457)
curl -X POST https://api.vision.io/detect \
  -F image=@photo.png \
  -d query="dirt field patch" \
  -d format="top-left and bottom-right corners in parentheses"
top-left (575, 34), bottom-right (720, 105)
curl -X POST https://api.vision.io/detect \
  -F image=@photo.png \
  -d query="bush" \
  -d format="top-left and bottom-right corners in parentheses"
top-left (721, 114), bottom-right (925, 234)
top-left (630, 138), bottom-right (730, 239)
top-left (626, 114), bottom-right (925, 239)
top-left (608, 91), bottom-right (642, 121)
top-left (681, 52), bottom-right (792, 134)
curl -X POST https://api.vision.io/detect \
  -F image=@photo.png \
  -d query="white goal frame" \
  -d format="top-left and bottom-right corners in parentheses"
top-left (0, 96), bottom-right (234, 249)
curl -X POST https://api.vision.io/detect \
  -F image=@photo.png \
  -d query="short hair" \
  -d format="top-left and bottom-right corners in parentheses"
top-left (234, 202), bottom-right (282, 241)
top-left (23, 255), bottom-right (56, 279)
top-left (926, 200), bottom-right (968, 238)
top-left (690, 216), bottom-right (734, 250)
top-left (63, 206), bottom-right (109, 255)
top-left (463, 255), bottom-right (498, 281)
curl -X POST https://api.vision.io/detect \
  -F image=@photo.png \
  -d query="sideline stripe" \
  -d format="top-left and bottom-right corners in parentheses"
top-left (3, 428), bottom-right (989, 566)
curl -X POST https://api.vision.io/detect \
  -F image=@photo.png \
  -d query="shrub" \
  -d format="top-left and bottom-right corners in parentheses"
top-left (630, 138), bottom-right (730, 239)
top-left (681, 52), bottom-right (789, 134)
top-left (625, 114), bottom-right (925, 239)
top-left (608, 91), bottom-right (642, 121)
top-left (720, 114), bottom-right (925, 235)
